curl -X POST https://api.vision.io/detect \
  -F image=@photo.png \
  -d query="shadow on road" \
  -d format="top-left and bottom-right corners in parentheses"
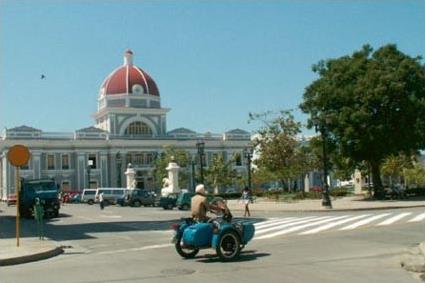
top-left (195, 250), bottom-right (271, 263)
top-left (0, 215), bottom-right (267, 242)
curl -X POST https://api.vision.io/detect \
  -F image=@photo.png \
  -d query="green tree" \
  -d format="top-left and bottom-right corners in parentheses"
top-left (300, 44), bottom-right (425, 197)
top-left (205, 155), bottom-right (236, 194)
top-left (381, 154), bottom-right (412, 186)
top-left (249, 110), bottom-right (303, 190)
top-left (152, 146), bottom-right (191, 190)
top-left (404, 162), bottom-right (425, 187)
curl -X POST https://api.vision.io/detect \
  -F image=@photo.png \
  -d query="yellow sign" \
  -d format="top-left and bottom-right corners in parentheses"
top-left (7, 145), bottom-right (30, 167)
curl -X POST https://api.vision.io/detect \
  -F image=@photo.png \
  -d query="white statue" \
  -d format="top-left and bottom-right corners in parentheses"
top-left (162, 177), bottom-right (171, 188)
top-left (161, 158), bottom-right (181, 196)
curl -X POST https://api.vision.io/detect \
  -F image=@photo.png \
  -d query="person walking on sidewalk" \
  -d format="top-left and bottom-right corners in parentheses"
top-left (241, 186), bottom-right (252, 217)
top-left (99, 192), bottom-right (105, 210)
top-left (34, 198), bottom-right (45, 240)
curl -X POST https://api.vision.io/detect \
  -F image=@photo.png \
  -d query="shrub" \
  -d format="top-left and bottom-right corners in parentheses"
top-left (330, 187), bottom-right (350, 197)
top-left (406, 187), bottom-right (425, 196)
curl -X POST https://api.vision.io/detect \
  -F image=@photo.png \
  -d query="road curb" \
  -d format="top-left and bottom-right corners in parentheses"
top-left (228, 204), bottom-right (425, 213)
top-left (0, 246), bottom-right (63, 266)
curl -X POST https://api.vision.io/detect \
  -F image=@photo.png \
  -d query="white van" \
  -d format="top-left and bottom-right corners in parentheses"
top-left (81, 189), bottom-right (97, 205)
top-left (95, 188), bottom-right (129, 205)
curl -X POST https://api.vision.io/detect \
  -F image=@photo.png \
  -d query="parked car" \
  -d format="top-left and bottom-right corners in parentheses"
top-left (224, 188), bottom-right (238, 194)
top-left (62, 191), bottom-right (80, 203)
top-left (176, 192), bottom-right (214, 210)
top-left (81, 189), bottom-right (97, 205)
top-left (176, 192), bottom-right (195, 210)
top-left (6, 194), bottom-right (17, 206)
top-left (95, 188), bottom-right (129, 205)
top-left (117, 189), bottom-right (156, 207)
top-left (159, 193), bottom-right (178, 209)
top-left (69, 193), bottom-right (81, 203)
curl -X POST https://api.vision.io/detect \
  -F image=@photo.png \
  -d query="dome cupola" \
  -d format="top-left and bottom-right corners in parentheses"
top-left (100, 50), bottom-right (159, 96)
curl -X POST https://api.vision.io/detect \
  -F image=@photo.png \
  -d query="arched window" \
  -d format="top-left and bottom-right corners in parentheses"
top-left (124, 121), bottom-right (153, 136)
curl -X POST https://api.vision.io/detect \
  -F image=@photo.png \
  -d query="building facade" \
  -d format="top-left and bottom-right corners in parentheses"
top-left (0, 50), bottom-right (251, 200)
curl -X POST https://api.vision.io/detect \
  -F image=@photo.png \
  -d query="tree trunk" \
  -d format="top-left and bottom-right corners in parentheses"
top-left (280, 179), bottom-right (285, 192)
top-left (370, 161), bottom-right (384, 198)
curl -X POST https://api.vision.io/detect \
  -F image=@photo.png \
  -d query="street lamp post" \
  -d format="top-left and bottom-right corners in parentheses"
top-left (244, 147), bottom-right (253, 190)
top-left (313, 117), bottom-right (332, 209)
top-left (116, 152), bottom-right (122, 187)
top-left (191, 159), bottom-right (196, 192)
top-left (196, 141), bottom-right (205, 184)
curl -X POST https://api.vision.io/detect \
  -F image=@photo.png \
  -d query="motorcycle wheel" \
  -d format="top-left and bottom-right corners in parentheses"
top-left (175, 236), bottom-right (199, 259)
top-left (216, 231), bottom-right (241, 261)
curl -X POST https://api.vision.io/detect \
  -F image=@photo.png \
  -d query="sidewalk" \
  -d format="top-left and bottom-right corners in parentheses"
top-left (0, 237), bottom-right (63, 266)
top-left (226, 195), bottom-right (425, 212)
top-left (0, 196), bottom-right (423, 267)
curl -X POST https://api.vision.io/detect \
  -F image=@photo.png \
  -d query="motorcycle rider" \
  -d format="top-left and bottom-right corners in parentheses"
top-left (191, 184), bottom-right (221, 222)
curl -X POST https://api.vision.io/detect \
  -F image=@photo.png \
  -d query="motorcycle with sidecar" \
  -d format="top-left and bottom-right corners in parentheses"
top-left (171, 197), bottom-right (255, 261)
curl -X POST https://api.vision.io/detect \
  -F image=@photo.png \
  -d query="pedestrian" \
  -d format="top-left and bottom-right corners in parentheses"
top-left (241, 186), bottom-right (252, 217)
top-left (99, 192), bottom-right (105, 210)
top-left (33, 198), bottom-right (45, 240)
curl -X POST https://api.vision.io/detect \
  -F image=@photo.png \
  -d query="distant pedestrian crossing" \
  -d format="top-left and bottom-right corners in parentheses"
top-left (253, 211), bottom-right (425, 240)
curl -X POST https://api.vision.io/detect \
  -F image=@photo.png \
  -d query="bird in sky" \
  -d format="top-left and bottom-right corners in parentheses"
top-left (40, 74), bottom-right (46, 79)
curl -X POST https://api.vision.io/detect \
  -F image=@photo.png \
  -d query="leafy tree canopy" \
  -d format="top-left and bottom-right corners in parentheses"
top-left (300, 44), bottom-right (425, 193)
top-left (152, 146), bottom-right (191, 189)
top-left (249, 110), bottom-right (315, 187)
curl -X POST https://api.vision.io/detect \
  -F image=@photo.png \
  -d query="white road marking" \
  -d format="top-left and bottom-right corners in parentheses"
top-left (100, 215), bottom-right (122, 219)
top-left (254, 217), bottom-right (295, 228)
top-left (255, 216), bottom-right (328, 235)
top-left (97, 243), bottom-right (173, 255)
top-left (299, 214), bottom-right (371, 235)
top-left (76, 216), bottom-right (95, 221)
top-left (376, 212), bottom-right (412, 226)
top-left (339, 213), bottom-right (391, 230)
top-left (256, 215), bottom-right (349, 239)
top-left (254, 217), bottom-right (300, 229)
top-left (408, 212), bottom-right (425, 222)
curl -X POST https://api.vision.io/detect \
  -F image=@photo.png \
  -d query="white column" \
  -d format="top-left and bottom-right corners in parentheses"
top-left (32, 152), bottom-right (41, 179)
top-left (354, 169), bottom-right (363, 194)
top-left (304, 174), bottom-right (310, 193)
top-left (125, 163), bottom-right (136, 189)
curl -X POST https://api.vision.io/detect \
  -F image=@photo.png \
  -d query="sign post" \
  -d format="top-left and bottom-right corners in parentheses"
top-left (7, 145), bottom-right (30, 247)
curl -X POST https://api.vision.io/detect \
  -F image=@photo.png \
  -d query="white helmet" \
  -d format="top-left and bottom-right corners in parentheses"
top-left (195, 184), bottom-right (206, 195)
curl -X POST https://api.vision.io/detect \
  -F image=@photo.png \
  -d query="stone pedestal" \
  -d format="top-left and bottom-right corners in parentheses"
top-left (354, 169), bottom-right (362, 194)
top-left (304, 174), bottom-right (310, 193)
top-left (161, 160), bottom-right (180, 196)
top-left (124, 163), bottom-right (136, 190)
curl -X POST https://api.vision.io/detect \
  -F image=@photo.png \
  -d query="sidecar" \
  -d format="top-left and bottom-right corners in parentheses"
top-left (172, 217), bottom-right (255, 261)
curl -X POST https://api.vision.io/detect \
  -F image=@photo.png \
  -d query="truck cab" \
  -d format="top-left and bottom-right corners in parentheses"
top-left (19, 179), bottom-right (60, 218)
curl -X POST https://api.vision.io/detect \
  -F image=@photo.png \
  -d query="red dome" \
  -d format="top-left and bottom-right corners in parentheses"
top-left (101, 50), bottom-right (159, 96)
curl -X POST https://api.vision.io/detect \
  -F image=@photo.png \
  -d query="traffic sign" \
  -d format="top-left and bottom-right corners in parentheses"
top-left (7, 145), bottom-right (30, 167)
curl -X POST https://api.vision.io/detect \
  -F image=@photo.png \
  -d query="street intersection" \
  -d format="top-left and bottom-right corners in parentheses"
top-left (1, 203), bottom-right (424, 283)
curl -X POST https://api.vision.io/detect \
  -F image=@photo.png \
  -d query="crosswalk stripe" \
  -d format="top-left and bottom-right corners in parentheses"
top-left (257, 215), bottom-right (349, 239)
top-left (408, 212), bottom-right (425, 222)
top-left (254, 217), bottom-right (295, 228)
top-left (255, 216), bottom-right (327, 235)
top-left (254, 217), bottom-right (303, 230)
top-left (299, 214), bottom-right (371, 235)
top-left (376, 212), bottom-right (412, 226)
top-left (339, 213), bottom-right (391, 230)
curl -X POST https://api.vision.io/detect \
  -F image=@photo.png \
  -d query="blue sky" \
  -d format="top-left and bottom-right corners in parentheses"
top-left (0, 0), bottom-right (424, 135)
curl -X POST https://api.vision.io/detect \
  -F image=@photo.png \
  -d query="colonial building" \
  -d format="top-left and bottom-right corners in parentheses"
top-left (0, 50), bottom-right (250, 200)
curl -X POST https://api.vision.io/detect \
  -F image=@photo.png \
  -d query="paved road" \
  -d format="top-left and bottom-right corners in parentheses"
top-left (1, 204), bottom-right (424, 283)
